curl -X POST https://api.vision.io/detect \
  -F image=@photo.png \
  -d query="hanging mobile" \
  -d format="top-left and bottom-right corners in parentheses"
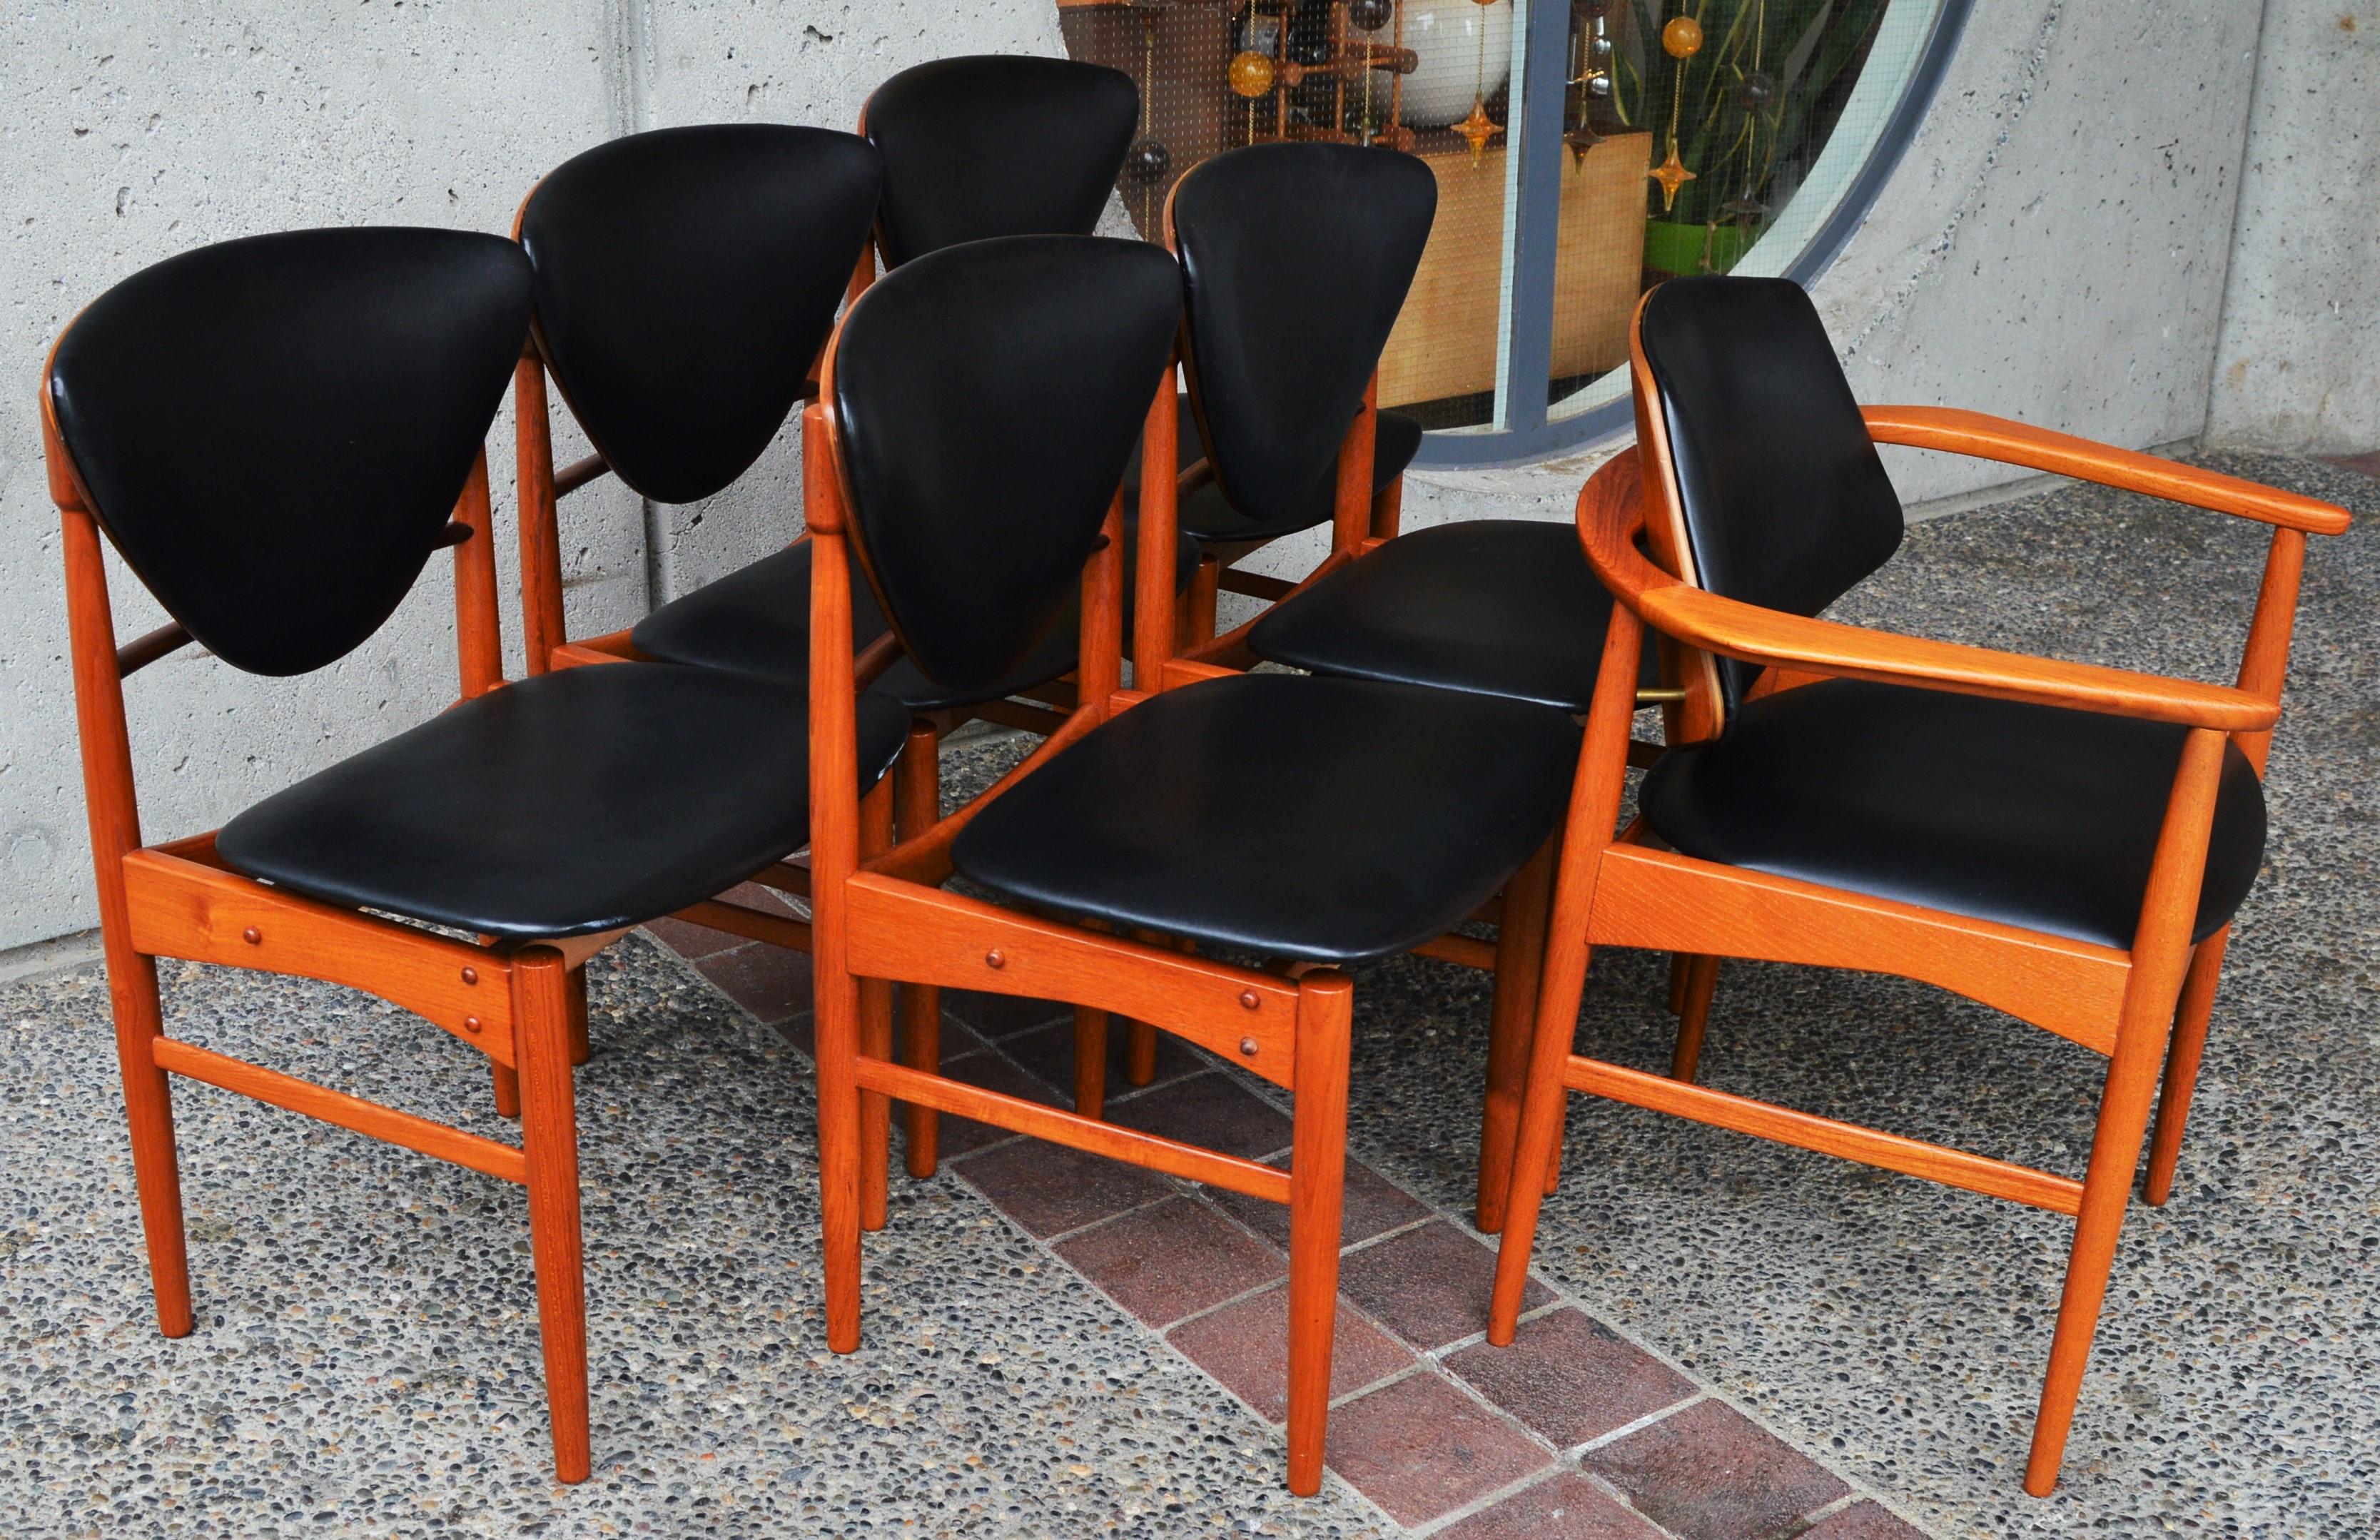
top-left (1455, 0), bottom-right (1504, 167)
top-left (1649, 10), bottom-right (1701, 211)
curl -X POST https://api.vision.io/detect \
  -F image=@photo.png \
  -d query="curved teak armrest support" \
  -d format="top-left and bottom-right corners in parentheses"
top-left (1577, 456), bottom-right (2278, 734)
top-left (1861, 405), bottom-right (2352, 536)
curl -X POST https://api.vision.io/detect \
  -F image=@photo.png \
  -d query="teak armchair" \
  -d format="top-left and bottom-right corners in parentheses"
top-left (45, 227), bottom-right (908, 1482)
top-left (805, 233), bottom-right (1581, 1491)
top-left (1487, 275), bottom-right (2351, 1494)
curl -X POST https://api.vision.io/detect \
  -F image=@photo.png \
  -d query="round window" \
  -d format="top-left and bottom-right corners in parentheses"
top-left (1057, 0), bottom-right (1972, 465)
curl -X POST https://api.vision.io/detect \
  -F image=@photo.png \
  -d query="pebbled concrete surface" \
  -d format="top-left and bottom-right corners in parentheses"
top-left (0, 452), bottom-right (2370, 1537)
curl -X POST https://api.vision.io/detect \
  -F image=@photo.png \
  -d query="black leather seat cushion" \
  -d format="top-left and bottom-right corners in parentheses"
top-left (632, 522), bottom-right (1195, 711)
top-left (951, 674), bottom-right (1580, 964)
top-left (1640, 679), bottom-right (2267, 949)
top-left (218, 664), bottom-right (908, 940)
top-left (1247, 519), bottom-right (1663, 710)
top-left (1124, 400), bottom-right (1422, 547)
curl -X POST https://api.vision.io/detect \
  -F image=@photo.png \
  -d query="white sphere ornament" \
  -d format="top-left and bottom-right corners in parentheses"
top-left (1397, 0), bottom-right (1514, 131)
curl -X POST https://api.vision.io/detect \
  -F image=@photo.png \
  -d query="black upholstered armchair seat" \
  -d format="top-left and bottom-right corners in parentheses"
top-left (1641, 679), bottom-right (2267, 950)
top-left (1247, 518), bottom-right (1662, 711)
top-left (950, 674), bottom-right (1580, 965)
top-left (218, 664), bottom-right (908, 940)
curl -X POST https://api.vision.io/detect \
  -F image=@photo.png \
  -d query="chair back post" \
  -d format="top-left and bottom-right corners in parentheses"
top-left (1625, 293), bottom-right (1726, 745)
top-left (2232, 525), bottom-right (2307, 774)
top-left (510, 343), bottom-right (567, 676)
top-left (1080, 489), bottom-right (1126, 709)
top-left (1330, 372), bottom-right (1379, 556)
top-left (452, 448), bottom-right (505, 700)
top-left (1132, 370), bottom-right (1182, 692)
top-left (42, 387), bottom-right (147, 881)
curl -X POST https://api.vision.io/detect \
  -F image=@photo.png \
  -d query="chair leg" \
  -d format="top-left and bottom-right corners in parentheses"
top-left (1123, 1019), bottom-right (1158, 1087)
top-left (894, 721), bottom-right (942, 1179)
top-left (2144, 930), bottom-right (2228, 1207)
top-left (1478, 836), bottom-right (1555, 1234)
top-left (1669, 956), bottom-right (1720, 1083)
top-left (1188, 555), bottom-right (1221, 646)
top-left (565, 965), bottom-right (590, 1068)
top-left (1285, 971), bottom-right (1354, 1496)
top-left (816, 908), bottom-right (865, 1359)
top-left (1368, 476), bottom-right (1403, 540)
top-left (492, 1063), bottom-right (521, 1120)
top-left (859, 976), bottom-right (893, 1232)
top-left (1666, 953), bottom-right (1693, 1015)
top-left (1490, 921), bottom-right (1599, 1343)
top-left (1073, 1007), bottom-right (1110, 1119)
top-left (513, 947), bottom-right (592, 1484)
top-left (103, 943), bottom-right (193, 1337)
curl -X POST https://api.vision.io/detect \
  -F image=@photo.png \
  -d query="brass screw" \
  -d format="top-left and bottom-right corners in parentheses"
top-left (463, 1015), bottom-right (483, 1035)
top-left (1239, 991), bottom-right (1260, 1010)
top-left (241, 927), bottom-right (261, 946)
top-left (1238, 1037), bottom-right (1259, 1058)
top-left (461, 966), bottom-right (479, 985)
top-left (985, 949), bottom-right (1006, 970)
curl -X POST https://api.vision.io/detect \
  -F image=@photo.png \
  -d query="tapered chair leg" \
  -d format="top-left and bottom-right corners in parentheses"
top-left (1073, 1007), bottom-right (1110, 1118)
top-left (1478, 837), bottom-right (1554, 1234)
top-left (1669, 955), bottom-right (1720, 1083)
top-left (565, 965), bottom-right (591, 1068)
top-left (894, 721), bottom-right (943, 1178)
top-left (513, 946), bottom-right (592, 1484)
top-left (2026, 726), bottom-right (2222, 1496)
top-left (858, 777), bottom-right (896, 1230)
top-left (1187, 556), bottom-right (1221, 647)
top-left (1489, 935), bottom-right (1594, 1343)
top-left (2144, 930), bottom-right (2228, 1207)
top-left (492, 1063), bottom-right (522, 1120)
top-left (1666, 953), bottom-right (1693, 1015)
top-left (1123, 1019), bottom-right (1158, 1087)
top-left (1285, 971), bottom-right (1353, 1496)
top-left (103, 943), bottom-right (194, 1338)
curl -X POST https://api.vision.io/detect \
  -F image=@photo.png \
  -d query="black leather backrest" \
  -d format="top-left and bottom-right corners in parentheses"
top-left (1173, 143), bottom-right (1435, 527)
top-left (1638, 275), bottom-right (1903, 709)
top-left (864, 56), bottom-right (1137, 268)
top-left (832, 235), bottom-right (1179, 694)
top-left (520, 124), bottom-right (881, 505)
top-left (47, 228), bottom-right (532, 677)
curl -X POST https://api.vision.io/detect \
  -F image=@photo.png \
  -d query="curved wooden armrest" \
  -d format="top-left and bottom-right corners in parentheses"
top-left (1861, 405), bottom-right (2351, 536)
top-left (1576, 452), bottom-right (2277, 733)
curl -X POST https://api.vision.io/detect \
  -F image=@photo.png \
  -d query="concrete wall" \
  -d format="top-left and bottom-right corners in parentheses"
top-left (0, 0), bottom-right (2364, 950)
top-left (2206, 3), bottom-right (2379, 453)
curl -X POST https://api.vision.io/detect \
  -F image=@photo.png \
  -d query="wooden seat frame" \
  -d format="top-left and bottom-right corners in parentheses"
top-left (1487, 316), bottom-right (2352, 1495)
top-left (43, 376), bottom-right (607, 1484)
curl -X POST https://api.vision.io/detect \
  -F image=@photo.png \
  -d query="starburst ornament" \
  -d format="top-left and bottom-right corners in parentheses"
top-left (1649, 145), bottom-right (1696, 211)
top-left (1457, 98), bottom-right (1502, 165)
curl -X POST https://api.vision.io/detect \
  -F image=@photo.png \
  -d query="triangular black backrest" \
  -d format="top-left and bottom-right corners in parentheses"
top-left (864, 55), bottom-right (1138, 268)
top-left (1637, 275), bottom-right (1903, 711)
top-left (1172, 143), bottom-right (1436, 528)
top-left (47, 228), bottom-right (532, 677)
top-left (831, 235), bottom-right (1180, 695)
top-left (520, 124), bottom-right (881, 505)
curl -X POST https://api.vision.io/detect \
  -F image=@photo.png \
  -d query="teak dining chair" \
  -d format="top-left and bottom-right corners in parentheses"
top-left (1128, 145), bottom-right (1428, 650)
top-left (44, 226), bottom-right (909, 1482)
top-left (506, 123), bottom-right (885, 1055)
top-left (805, 233), bottom-right (1582, 1492)
top-left (1151, 141), bottom-right (1673, 1227)
top-left (1487, 275), bottom-right (2351, 1494)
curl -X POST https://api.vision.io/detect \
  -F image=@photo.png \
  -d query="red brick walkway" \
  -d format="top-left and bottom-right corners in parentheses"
top-left (657, 906), bottom-right (1936, 1540)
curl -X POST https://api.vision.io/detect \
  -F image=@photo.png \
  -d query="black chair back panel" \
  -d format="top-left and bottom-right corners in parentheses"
top-left (47, 227), bottom-right (532, 677)
top-left (1637, 275), bottom-right (1904, 710)
top-left (520, 124), bottom-right (882, 505)
top-left (832, 235), bottom-right (1180, 696)
top-left (1173, 143), bottom-right (1435, 527)
top-left (865, 55), bottom-right (1137, 268)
